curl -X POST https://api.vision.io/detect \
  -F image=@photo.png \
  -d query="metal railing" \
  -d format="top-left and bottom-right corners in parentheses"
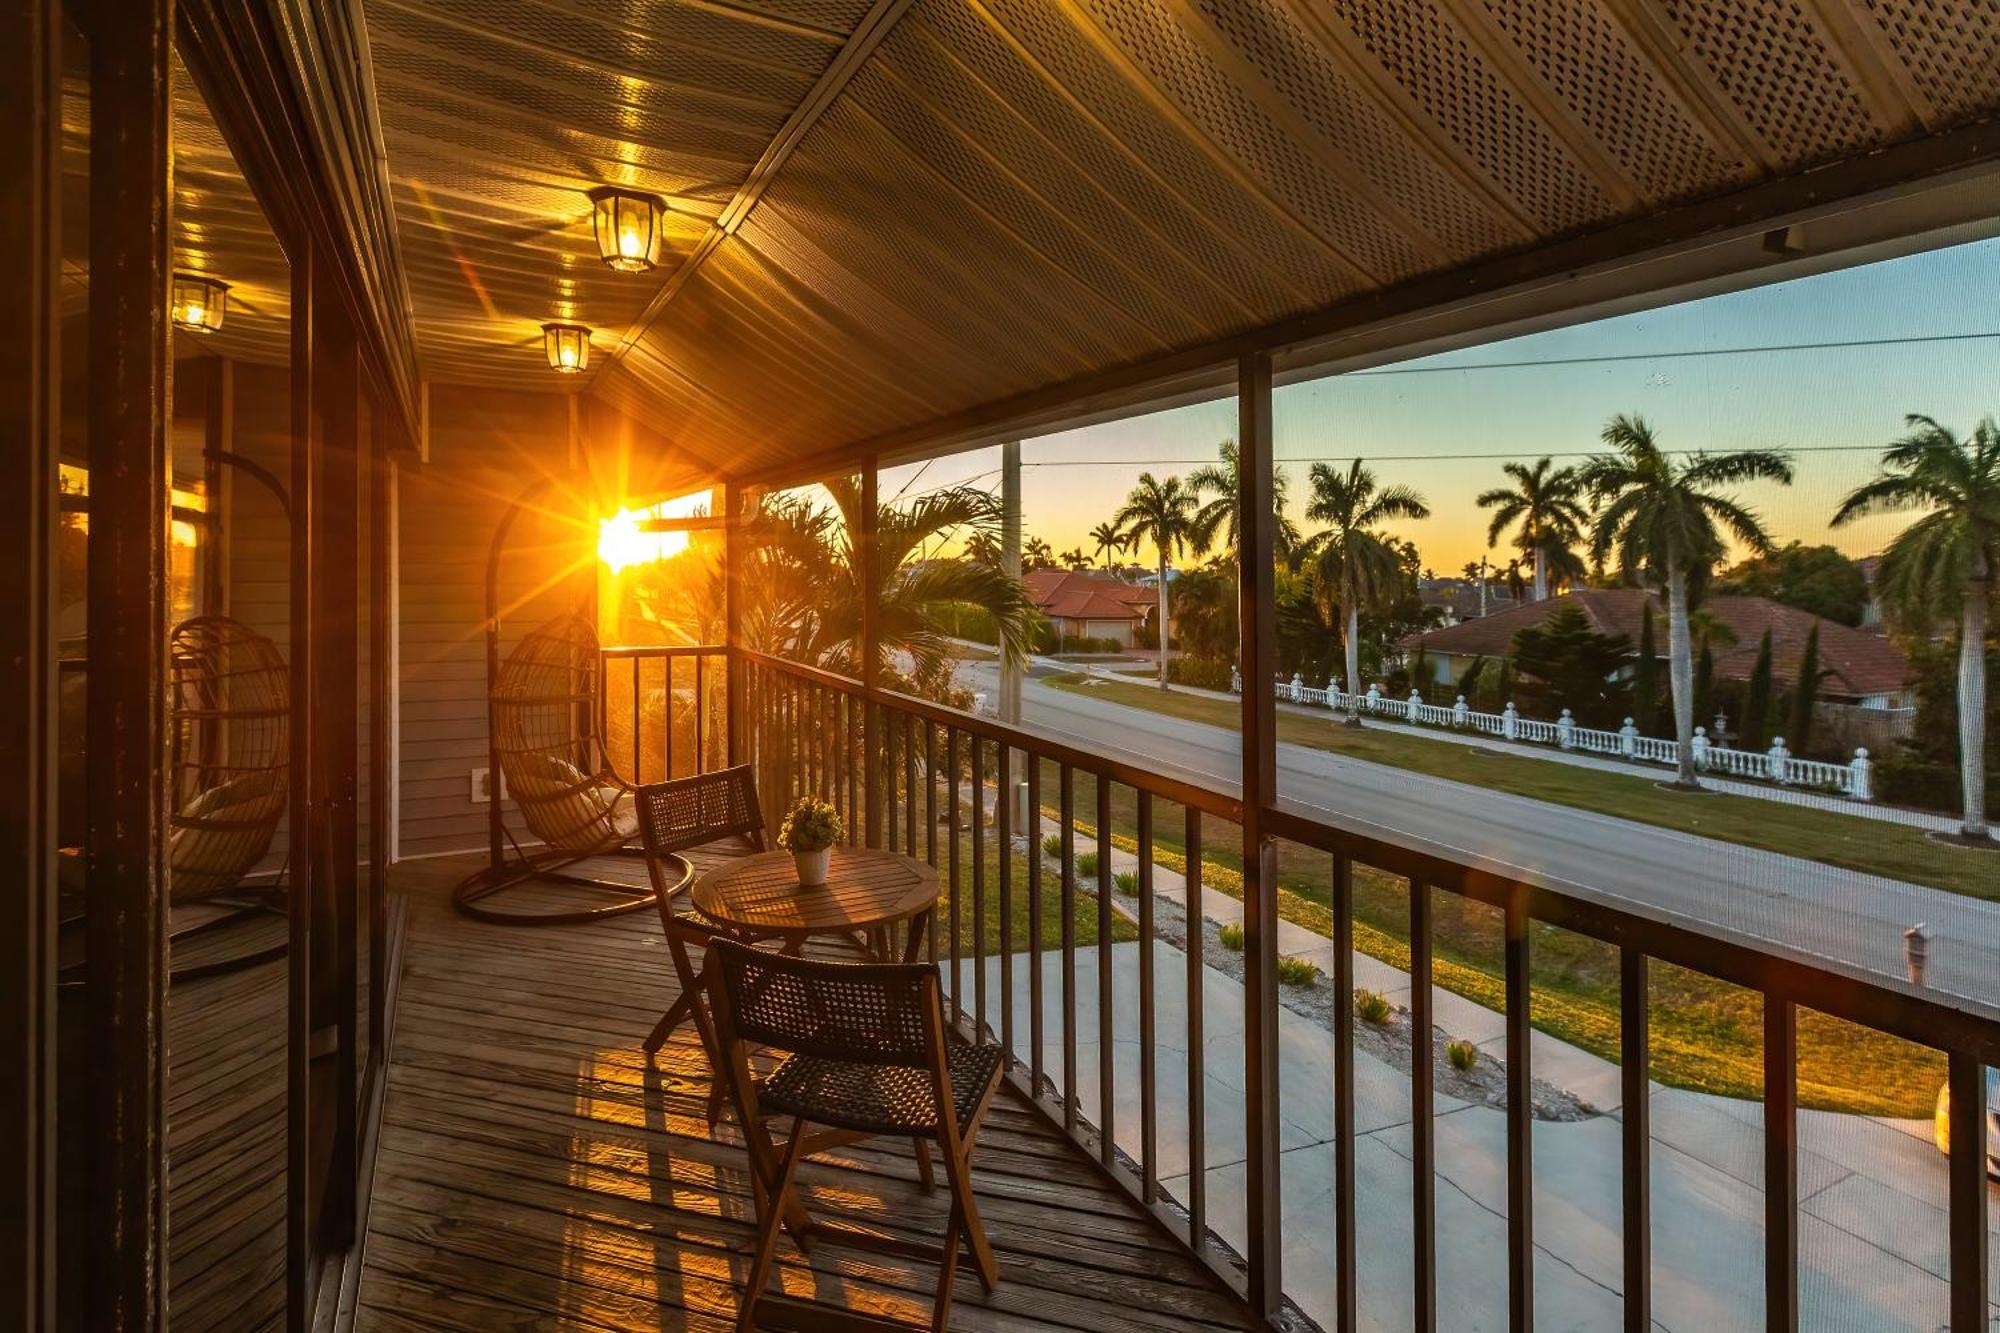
top-left (598, 644), bottom-right (730, 786)
top-left (731, 647), bottom-right (1996, 1332)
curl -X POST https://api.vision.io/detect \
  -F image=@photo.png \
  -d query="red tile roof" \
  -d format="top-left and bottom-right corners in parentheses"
top-left (1401, 588), bottom-right (1910, 698)
top-left (1024, 569), bottom-right (1152, 622)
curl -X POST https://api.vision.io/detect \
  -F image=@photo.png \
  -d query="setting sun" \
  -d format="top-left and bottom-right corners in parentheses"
top-left (596, 489), bottom-right (711, 572)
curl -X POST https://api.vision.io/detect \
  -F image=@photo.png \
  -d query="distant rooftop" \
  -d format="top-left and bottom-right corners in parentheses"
top-left (1403, 588), bottom-right (1910, 699)
top-left (1024, 569), bottom-right (1154, 622)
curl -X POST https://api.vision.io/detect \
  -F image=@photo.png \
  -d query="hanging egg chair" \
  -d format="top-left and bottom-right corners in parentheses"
top-left (452, 611), bottom-right (655, 924)
top-left (168, 614), bottom-right (289, 978)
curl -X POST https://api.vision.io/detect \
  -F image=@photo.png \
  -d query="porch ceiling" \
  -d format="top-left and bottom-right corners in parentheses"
top-left (359, 0), bottom-right (2000, 480)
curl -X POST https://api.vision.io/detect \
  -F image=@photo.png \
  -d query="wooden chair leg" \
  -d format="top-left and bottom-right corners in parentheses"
top-left (913, 1138), bottom-right (935, 1191)
top-left (740, 1116), bottom-right (810, 1332)
top-left (644, 988), bottom-right (698, 1053)
top-left (930, 1206), bottom-right (963, 1333)
top-left (742, 1115), bottom-right (813, 1246)
top-left (940, 1137), bottom-right (998, 1293)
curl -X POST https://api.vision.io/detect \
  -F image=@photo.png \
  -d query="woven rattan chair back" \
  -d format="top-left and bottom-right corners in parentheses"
top-left (711, 939), bottom-right (935, 1068)
top-left (633, 766), bottom-right (765, 858)
top-left (492, 614), bottom-right (625, 853)
top-left (168, 616), bottom-right (289, 903)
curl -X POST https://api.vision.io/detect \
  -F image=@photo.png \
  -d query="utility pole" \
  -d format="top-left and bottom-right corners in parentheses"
top-left (1000, 440), bottom-right (1022, 726)
top-left (1479, 554), bottom-right (1489, 618)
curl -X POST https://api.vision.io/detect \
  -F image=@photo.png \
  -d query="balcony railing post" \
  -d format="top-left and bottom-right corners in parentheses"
top-left (1236, 349), bottom-right (1283, 1314)
top-left (1765, 994), bottom-right (1799, 1332)
top-left (1505, 890), bottom-right (1534, 1332)
top-left (1621, 950), bottom-right (1652, 1333)
top-left (1949, 1050), bottom-right (1989, 1332)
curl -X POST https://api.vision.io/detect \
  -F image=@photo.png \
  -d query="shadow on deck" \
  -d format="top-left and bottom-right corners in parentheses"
top-left (354, 849), bottom-right (1258, 1332)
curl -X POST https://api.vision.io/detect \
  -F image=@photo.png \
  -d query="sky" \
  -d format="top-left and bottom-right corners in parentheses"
top-left (876, 234), bottom-right (2000, 575)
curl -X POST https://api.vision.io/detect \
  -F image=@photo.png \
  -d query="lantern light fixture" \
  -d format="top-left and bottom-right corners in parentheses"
top-left (542, 322), bottom-right (591, 374)
top-left (170, 272), bottom-right (229, 334)
top-left (589, 186), bottom-right (667, 273)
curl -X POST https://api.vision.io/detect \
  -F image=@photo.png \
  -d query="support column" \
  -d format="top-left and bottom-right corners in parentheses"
top-left (286, 236), bottom-right (317, 1327)
top-left (858, 460), bottom-right (881, 847)
top-left (722, 480), bottom-right (743, 765)
top-left (0, 0), bottom-right (59, 1322)
top-left (84, 0), bottom-right (174, 1324)
top-left (1000, 440), bottom-right (1022, 726)
top-left (1236, 350), bottom-right (1281, 1315)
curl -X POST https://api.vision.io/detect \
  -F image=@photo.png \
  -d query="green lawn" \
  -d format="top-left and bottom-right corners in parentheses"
top-left (1035, 760), bottom-right (1942, 1118)
top-left (1045, 672), bottom-right (1989, 902)
top-left (877, 791), bottom-right (1135, 958)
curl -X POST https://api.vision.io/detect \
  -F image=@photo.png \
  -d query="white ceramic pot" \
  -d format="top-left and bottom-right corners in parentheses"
top-left (793, 847), bottom-right (831, 887)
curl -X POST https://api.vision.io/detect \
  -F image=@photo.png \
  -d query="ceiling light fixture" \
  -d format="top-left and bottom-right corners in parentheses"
top-left (170, 272), bottom-right (229, 333)
top-left (588, 186), bottom-right (667, 273)
top-left (542, 322), bottom-right (591, 374)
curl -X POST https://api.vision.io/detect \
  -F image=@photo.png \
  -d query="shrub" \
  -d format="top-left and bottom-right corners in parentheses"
top-left (1075, 851), bottom-right (1100, 879)
top-left (1218, 923), bottom-right (1245, 952)
top-left (1355, 988), bottom-right (1392, 1024)
top-left (1167, 655), bottom-right (1236, 691)
top-left (1041, 833), bottom-right (1063, 859)
top-left (1113, 870), bottom-right (1139, 895)
top-left (1276, 955), bottom-right (1320, 987)
top-left (1446, 1039), bottom-right (1478, 1072)
top-left (776, 796), bottom-right (842, 852)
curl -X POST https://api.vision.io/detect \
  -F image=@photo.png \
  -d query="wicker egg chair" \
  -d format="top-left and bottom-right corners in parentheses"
top-left (167, 615), bottom-right (290, 979)
top-left (452, 613), bottom-right (656, 924)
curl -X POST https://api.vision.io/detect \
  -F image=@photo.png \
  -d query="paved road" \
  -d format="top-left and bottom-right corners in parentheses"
top-left (956, 658), bottom-right (2000, 1007)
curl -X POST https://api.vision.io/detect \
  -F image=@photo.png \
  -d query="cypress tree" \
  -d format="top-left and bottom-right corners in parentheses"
top-left (1741, 630), bottom-right (1774, 749)
top-left (1633, 605), bottom-right (1659, 731)
top-left (1789, 623), bottom-right (1822, 754)
top-left (1456, 653), bottom-right (1487, 700)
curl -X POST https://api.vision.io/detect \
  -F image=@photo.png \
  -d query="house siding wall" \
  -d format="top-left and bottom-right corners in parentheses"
top-left (395, 385), bottom-right (589, 860)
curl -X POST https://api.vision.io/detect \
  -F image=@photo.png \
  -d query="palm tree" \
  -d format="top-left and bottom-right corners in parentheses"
top-left (1296, 460), bottom-right (1429, 717)
top-left (962, 528), bottom-right (1001, 569)
top-left (1477, 457), bottom-right (1588, 601)
top-left (744, 481), bottom-right (1038, 687)
top-left (1112, 473), bottom-right (1200, 689)
top-left (1088, 521), bottom-right (1128, 572)
top-left (1186, 438), bottom-right (1301, 566)
top-left (1833, 414), bottom-right (2000, 840)
top-left (1580, 414), bottom-right (1793, 787)
top-left (1023, 535), bottom-right (1055, 570)
top-left (1060, 547), bottom-right (1091, 572)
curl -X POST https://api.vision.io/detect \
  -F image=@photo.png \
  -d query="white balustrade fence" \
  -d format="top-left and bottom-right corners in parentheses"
top-left (1254, 673), bottom-right (1874, 800)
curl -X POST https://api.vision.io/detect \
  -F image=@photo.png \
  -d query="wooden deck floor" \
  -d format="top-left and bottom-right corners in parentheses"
top-left (166, 903), bottom-right (289, 1332)
top-left (354, 850), bottom-right (1258, 1332)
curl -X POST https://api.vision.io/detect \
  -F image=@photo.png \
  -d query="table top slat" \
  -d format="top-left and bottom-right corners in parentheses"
top-left (690, 847), bottom-right (940, 938)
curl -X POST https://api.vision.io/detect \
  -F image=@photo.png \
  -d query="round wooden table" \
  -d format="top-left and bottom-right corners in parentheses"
top-left (690, 846), bottom-right (940, 963)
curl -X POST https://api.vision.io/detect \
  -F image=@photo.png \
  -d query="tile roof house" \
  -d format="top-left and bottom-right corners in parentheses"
top-left (1024, 569), bottom-right (1156, 647)
top-left (1401, 588), bottom-right (1912, 708)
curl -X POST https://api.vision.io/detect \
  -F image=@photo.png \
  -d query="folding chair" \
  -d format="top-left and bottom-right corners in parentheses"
top-left (633, 766), bottom-right (767, 1067)
top-left (705, 939), bottom-right (1006, 1332)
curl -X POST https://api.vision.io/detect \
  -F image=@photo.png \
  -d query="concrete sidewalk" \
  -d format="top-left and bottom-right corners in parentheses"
top-left (970, 816), bottom-right (1994, 1329)
top-left (957, 938), bottom-right (1995, 1332)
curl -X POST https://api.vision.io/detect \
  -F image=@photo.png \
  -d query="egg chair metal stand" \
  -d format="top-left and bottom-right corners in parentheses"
top-left (451, 479), bottom-right (664, 926)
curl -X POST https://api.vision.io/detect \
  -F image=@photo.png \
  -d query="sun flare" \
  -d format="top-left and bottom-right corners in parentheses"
top-left (597, 490), bottom-right (710, 573)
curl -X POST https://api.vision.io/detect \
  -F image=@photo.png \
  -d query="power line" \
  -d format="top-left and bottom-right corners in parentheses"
top-left (1023, 443), bottom-right (1891, 466)
top-left (1339, 330), bottom-right (2000, 377)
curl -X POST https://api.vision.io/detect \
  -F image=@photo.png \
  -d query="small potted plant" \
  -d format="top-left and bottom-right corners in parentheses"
top-left (777, 796), bottom-right (842, 887)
